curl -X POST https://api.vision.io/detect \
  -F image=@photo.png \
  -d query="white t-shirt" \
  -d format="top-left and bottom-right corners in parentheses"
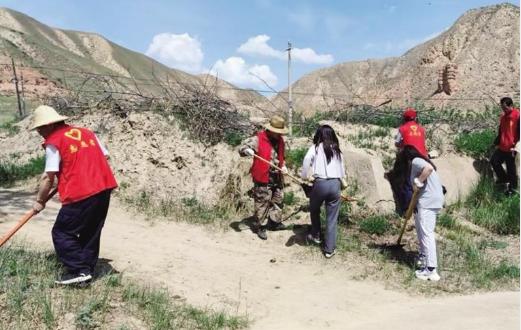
top-left (410, 157), bottom-right (444, 209)
top-left (44, 135), bottom-right (108, 172)
top-left (301, 143), bottom-right (345, 179)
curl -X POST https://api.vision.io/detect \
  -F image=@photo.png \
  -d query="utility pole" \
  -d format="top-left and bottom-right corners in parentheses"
top-left (11, 57), bottom-right (23, 118)
top-left (287, 41), bottom-right (293, 136)
top-left (20, 71), bottom-right (26, 116)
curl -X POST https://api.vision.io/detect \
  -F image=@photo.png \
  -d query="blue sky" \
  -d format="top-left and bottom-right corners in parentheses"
top-left (0, 0), bottom-right (518, 92)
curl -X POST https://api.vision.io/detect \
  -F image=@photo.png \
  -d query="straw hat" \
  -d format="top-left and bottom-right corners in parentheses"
top-left (30, 105), bottom-right (68, 130)
top-left (264, 115), bottom-right (289, 134)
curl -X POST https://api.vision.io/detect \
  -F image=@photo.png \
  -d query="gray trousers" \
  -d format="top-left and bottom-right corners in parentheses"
top-left (309, 178), bottom-right (341, 253)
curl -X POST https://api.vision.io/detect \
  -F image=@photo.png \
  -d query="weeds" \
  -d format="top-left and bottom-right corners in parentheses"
top-left (0, 244), bottom-right (248, 329)
top-left (454, 129), bottom-right (496, 158)
top-left (123, 284), bottom-right (247, 329)
top-left (283, 191), bottom-right (297, 206)
top-left (121, 191), bottom-right (236, 227)
top-left (285, 147), bottom-right (308, 169)
top-left (0, 118), bottom-right (20, 136)
top-left (0, 155), bottom-right (45, 187)
top-left (465, 176), bottom-right (519, 234)
top-left (358, 215), bottom-right (392, 235)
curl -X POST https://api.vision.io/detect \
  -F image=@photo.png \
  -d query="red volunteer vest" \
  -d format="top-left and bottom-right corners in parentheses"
top-left (44, 125), bottom-right (118, 205)
top-left (399, 121), bottom-right (428, 157)
top-left (498, 108), bottom-right (520, 152)
top-left (250, 131), bottom-right (285, 183)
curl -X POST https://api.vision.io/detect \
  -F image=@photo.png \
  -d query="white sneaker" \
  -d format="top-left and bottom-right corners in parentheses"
top-left (415, 254), bottom-right (426, 269)
top-left (415, 268), bottom-right (440, 282)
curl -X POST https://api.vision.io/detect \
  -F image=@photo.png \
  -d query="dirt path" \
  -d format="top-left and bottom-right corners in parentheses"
top-left (0, 188), bottom-right (518, 330)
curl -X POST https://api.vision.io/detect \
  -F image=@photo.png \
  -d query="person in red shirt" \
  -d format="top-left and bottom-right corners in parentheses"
top-left (31, 105), bottom-right (118, 286)
top-left (394, 108), bottom-right (428, 157)
top-left (239, 115), bottom-right (288, 240)
top-left (490, 97), bottom-right (520, 195)
top-left (388, 108), bottom-right (429, 215)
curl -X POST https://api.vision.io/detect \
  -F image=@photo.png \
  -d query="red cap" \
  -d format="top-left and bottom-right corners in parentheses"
top-left (403, 107), bottom-right (417, 120)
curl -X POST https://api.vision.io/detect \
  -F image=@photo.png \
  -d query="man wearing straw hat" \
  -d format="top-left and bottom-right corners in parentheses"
top-left (239, 115), bottom-right (289, 240)
top-left (31, 105), bottom-right (117, 285)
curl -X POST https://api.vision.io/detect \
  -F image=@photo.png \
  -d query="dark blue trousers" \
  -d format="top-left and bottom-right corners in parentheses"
top-left (52, 189), bottom-right (112, 275)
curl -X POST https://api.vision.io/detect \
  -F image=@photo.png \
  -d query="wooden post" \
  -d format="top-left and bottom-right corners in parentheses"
top-left (11, 57), bottom-right (23, 118)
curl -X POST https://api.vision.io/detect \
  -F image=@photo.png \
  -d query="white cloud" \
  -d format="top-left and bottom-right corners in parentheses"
top-left (292, 48), bottom-right (334, 64)
top-left (145, 33), bottom-right (204, 73)
top-left (237, 34), bottom-right (334, 65)
top-left (209, 57), bottom-right (278, 88)
top-left (237, 35), bottom-right (285, 60)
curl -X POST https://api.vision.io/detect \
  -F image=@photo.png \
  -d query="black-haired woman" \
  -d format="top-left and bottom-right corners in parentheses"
top-left (301, 125), bottom-right (346, 258)
top-left (401, 145), bottom-right (444, 281)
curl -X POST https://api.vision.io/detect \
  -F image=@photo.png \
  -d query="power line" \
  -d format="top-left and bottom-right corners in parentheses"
top-left (1, 62), bottom-right (518, 102)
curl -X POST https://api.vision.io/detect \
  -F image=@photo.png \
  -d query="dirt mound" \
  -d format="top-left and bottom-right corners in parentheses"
top-left (0, 111), bottom-right (247, 206)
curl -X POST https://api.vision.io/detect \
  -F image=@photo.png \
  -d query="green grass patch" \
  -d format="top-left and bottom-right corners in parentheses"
top-left (123, 284), bottom-right (247, 329)
top-left (465, 176), bottom-right (520, 234)
top-left (437, 222), bottom-right (519, 290)
top-left (0, 244), bottom-right (247, 329)
top-left (224, 131), bottom-right (246, 147)
top-left (454, 129), bottom-right (496, 158)
top-left (0, 155), bottom-right (45, 187)
top-left (358, 215), bottom-right (391, 235)
top-left (285, 147), bottom-right (308, 170)
top-left (438, 213), bottom-right (457, 229)
top-left (121, 191), bottom-right (236, 226)
top-left (0, 118), bottom-right (20, 136)
top-left (283, 191), bottom-right (297, 206)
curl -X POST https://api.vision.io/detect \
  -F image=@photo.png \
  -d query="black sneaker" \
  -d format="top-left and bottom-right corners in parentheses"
top-left (257, 228), bottom-right (268, 240)
top-left (306, 233), bottom-right (321, 245)
top-left (267, 219), bottom-right (286, 231)
top-left (324, 250), bottom-right (336, 259)
top-left (55, 273), bottom-right (92, 285)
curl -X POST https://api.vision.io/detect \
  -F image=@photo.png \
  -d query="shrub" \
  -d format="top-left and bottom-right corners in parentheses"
top-left (224, 131), bottom-right (245, 147)
top-left (454, 129), bottom-right (496, 158)
top-left (285, 147), bottom-right (308, 170)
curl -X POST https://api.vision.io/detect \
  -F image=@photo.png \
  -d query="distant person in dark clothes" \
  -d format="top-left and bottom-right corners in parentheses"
top-left (31, 105), bottom-right (118, 286)
top-left (388, 108), bottom-right (429, 215)
top-left (490, 97), bottom-right (520, 195)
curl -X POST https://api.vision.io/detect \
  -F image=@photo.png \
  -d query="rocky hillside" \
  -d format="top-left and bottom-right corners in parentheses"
top-left (0, 7), bottom-right (264, 111)
top-left (271, 3), bottom-right (520, 116)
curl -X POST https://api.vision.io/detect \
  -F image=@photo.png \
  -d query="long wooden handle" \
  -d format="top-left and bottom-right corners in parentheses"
top-left (0, 188), bottom-right (58, 247)
top-left (252, 154), bottom-right (311, 186)
top-left (396, 189), bottom-right (420, 245)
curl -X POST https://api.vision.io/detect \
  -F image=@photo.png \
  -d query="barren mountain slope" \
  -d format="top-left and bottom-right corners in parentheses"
top-left (0, 7), bottom-right (264, 110)
top-left (271, 3), bottom-right (520, 116)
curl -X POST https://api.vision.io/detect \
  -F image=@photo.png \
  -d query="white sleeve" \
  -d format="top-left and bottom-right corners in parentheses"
top-left (394, 131), bottom-right (403, 145)
top-left (45, 145), bottom-right (60, 172)
top-left (340, 153), bottom-right (346, 178)
top-left (95, 134), bottom-right (109, 156)
top-left (300, 145), bottom-right (316, 179)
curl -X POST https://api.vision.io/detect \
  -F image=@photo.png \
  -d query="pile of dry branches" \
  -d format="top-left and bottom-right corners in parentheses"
top-left (39, 72), bottom-right (254, 146)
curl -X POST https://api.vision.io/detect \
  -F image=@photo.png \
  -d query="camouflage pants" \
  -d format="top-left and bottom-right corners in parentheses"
top-left (252, 183), bottom-right (283, 229)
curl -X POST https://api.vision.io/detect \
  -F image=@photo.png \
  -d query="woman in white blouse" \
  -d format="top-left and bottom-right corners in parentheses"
top-left (301, 125), bottom-right (346, 258)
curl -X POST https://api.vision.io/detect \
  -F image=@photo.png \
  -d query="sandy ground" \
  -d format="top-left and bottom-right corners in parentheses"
top-left (0, 187), bottom-right (519, 330)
